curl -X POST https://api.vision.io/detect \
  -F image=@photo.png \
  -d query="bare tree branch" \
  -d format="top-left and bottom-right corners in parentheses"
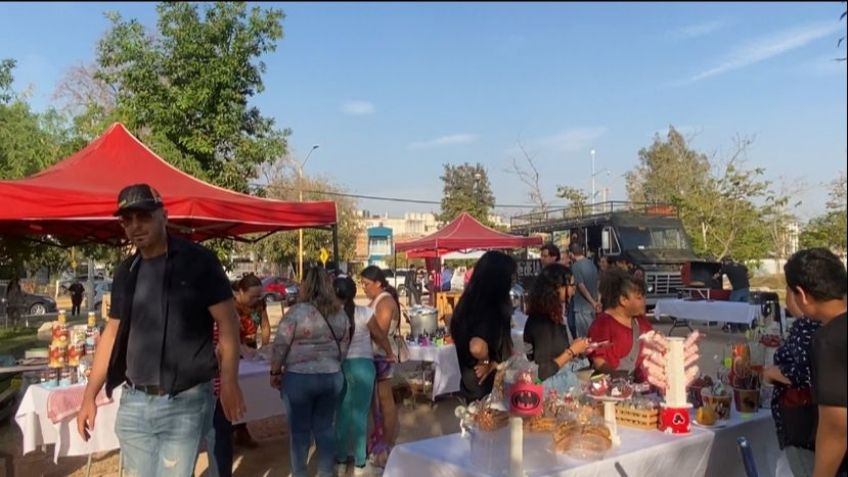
top-left (506, 139), bottom-right (548, 213)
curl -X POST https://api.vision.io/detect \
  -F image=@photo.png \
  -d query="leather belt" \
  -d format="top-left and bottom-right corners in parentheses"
top-left (126, 382), bottom-right (168, 396)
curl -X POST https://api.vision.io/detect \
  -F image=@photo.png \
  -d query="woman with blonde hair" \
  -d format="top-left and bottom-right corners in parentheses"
top-left (270, 266), bottom-right (350, 477)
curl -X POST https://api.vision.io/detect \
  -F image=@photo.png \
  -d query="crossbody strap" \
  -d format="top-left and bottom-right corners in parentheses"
top-left (319, 311), bottom-right (343, 361)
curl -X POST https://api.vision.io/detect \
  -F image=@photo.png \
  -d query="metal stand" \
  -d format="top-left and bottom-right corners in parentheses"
top-left (667, 315), bottom-right (694, 336)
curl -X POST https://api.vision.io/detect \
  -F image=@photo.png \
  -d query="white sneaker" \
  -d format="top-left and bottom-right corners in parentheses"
top-left (335, 463), bottom-right (348, 476)
top-left (353, 462), bottom-right (382, 476)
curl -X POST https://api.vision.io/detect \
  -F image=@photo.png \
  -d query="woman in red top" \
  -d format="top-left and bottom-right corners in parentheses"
top-left (588, 268), bottom-right (653, 382)
top-left (233, 274), bottom-right (271, 348)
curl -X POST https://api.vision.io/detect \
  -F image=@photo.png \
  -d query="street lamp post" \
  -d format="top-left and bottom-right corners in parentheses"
top-left (298, 144), bottom-right (319, 281)
top-left (590, 149), bottom-right (596, 207)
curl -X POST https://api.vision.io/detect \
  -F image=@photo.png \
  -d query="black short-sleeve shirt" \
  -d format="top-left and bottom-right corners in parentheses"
top-left (106, 235), bottom-right (234, 397)
top-left (811, 312), bottom-right (847, 472)
top-left (454, 313), bottom-right (511, 402)
top-left (524, 312), bottom-right (572, 381)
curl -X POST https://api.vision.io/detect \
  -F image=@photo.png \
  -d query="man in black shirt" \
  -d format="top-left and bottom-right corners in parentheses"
top-left (68, 280), bottom-right (85, 316)
top-left (77, 184), bottom-right (245, 477)
top-left (784, 248), bottom-right (847, 477)
top-left (716, 257), bottom-right (751, 332)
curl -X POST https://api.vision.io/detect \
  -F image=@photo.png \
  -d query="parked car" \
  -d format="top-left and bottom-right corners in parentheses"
top-left (0, 282), bottom-right (58, 317)
top-left (260, 276), bottom-right (299, 305)
top-left (381, 268), bottom-right (410, 296)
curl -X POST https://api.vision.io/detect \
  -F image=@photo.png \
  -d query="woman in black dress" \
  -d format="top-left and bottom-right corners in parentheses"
top-left (450, 251), bottom-right (516, 402)
top-left (523, 264), bottom-right (590, 381)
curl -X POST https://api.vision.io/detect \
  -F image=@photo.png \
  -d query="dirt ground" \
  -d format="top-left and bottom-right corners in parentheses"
top-left (0, 294), bottom-right (778, 477)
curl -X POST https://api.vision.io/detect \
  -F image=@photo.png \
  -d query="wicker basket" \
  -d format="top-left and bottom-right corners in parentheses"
top-left (615, 404), bottom-right (659, 430)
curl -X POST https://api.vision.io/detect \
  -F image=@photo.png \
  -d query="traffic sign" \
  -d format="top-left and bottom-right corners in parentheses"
top-left (319, 247), bottom-right (330, 265)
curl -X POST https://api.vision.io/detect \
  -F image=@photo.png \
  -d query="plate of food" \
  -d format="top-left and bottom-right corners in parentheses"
top-left (692, 420), bottom-right (727, 430)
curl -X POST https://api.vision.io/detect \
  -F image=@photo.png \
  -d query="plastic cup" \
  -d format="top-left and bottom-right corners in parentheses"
top-left (701, 388), bottom-right (732, 420)
top-left (733, 387), bottom-right (760, 413)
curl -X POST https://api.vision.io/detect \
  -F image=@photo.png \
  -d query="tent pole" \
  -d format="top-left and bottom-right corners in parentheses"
top-left (332, 225), bottom-right (340, 272)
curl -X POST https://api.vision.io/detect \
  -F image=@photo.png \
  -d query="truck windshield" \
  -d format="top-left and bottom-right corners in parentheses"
top-left (618, 226), bottom-right (688, 250)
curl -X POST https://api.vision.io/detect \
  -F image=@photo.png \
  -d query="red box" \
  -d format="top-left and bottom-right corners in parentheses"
top-left (659, 405), bottom-right (692, 434)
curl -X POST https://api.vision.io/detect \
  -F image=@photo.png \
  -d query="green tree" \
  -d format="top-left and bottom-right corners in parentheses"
top-left (626, 128), bottom-right (773, 261)
top-left (92, 2), bottom-right (288, 192)
top-left (800, 174), bottom-right (847, 254)
top-left (439, 162), bottom-right (495, 225)
top-left (245, 158), bottom-right (361, 269)
top-left (625, 126), bottom-right (712, 205)
top-left (555, 185), bottom-right (589, 217)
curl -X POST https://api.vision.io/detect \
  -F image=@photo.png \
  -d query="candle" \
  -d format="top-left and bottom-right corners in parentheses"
top-left (665, 337), bottom-right (687, 407)
top-left (603, 401), bottom-right (618, 437)
top-left (509, 416), bottom-right (523, 477)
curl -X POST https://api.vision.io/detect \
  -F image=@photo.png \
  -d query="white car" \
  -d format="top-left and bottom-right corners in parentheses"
top-left (381, 268), bottom-right (410, 295)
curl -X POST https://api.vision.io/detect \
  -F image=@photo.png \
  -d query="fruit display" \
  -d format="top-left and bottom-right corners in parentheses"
top-left (695, 405), bottom-right (717, 426)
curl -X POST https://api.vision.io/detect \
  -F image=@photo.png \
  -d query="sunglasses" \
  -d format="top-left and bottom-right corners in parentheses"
top-left (118, 211), bottom-right (154, 228)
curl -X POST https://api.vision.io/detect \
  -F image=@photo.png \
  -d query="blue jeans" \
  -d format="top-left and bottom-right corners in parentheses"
top-left (574, 307), bottom-right (596, 338)
top-left (566, 302), bottom-right (577, 338)
top-left (281, 371), bottom-right (344, 477)
top-left (730, 288), bottom-right (750, 303)
top-left (116, 381), bottom-right (214, 477)
top-left (335, 359), bottom-right (376, 466)
top-left (202, 399), bottom-right (233, 477)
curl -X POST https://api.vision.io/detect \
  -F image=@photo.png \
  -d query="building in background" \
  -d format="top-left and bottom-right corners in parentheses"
top-left (366, 226), bottom-right (393, 268)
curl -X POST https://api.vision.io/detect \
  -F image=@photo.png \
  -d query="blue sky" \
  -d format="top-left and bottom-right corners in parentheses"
top-left (2, 2), bottom-right (846, 220)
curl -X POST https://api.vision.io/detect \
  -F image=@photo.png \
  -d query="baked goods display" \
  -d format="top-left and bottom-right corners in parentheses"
top-left (552, 419), bottom-right (613, 459)
top-left (476, 406), bottom-right (510, 432)
top-left (588, 374), bottom-right (634, 400)
top-left (615, 398), bottom-right (660, 430)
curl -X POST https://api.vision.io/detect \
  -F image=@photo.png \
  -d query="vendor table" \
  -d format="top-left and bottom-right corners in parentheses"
top-left (406, 343), bottom-right (461, 400)
top-left (384, 410), bottom-right (779, 477)
top-left (654, 299), bottom-right (763, 334)
top-left (15, 359), bottom-right (284, 462)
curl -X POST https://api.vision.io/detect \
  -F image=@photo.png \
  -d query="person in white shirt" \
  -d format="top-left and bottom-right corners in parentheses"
top-left (332, 275), bottom-right (377, 475)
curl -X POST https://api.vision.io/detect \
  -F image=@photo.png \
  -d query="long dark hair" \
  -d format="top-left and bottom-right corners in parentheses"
top-left (527, 263), bottom-right (572, 322)
top-left (450, 250), bottom-right (516, 358)
top-left (333, 275), bottom-right (357, 338)
top-left (360, 265), bottom-right (400, 307)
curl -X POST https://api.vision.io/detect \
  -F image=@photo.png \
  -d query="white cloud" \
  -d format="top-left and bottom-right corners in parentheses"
top-left (670, 20), bottom-right (729, 40)
top-left (540, 127), bottom-right (608, 153)
top-left (340, 100), bottom-right (376, 115)
top-left (677, 22), bottom-right (843, 85)
top-left (408, 133), bottom-right (479, 150)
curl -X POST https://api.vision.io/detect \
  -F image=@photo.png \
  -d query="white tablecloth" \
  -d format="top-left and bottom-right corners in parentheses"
top-left (15, 359), bottom-right (285, 461)
top-left (16, 384), bottom-right (122, 463)
top-left (384, 411), bottom-right (779, 477)
top-left (406, 344), bottom-right (461, 400)
top-left (654, 299), bottom-right (761, 325)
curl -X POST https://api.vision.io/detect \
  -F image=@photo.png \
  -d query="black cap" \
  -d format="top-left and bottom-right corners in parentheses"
top-left (114, 184), bottom-right (164, 216)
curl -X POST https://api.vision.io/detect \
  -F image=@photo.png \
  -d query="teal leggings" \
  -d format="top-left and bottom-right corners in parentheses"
top-left (334, 358), bottom-right (376, 466)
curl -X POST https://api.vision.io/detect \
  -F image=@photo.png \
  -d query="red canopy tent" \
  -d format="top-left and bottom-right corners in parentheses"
top-left (395, 212), bottom-right (542, 258)
top-left (0, 123), bottom-right (337, 247)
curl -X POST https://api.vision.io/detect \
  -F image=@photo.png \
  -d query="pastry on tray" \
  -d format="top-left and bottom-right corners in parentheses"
top-left (476, 407), bottom-right (509, 432)
top-left (524, 415), bottom-right (557, 432)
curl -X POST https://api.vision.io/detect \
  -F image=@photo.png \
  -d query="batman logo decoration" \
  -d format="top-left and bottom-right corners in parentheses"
top-left (511, 390), bottom-right (540, 409)
top-left (509, 382), bottom-right (543, 416)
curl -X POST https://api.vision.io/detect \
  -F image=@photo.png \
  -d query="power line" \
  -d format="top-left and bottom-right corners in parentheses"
top-left (249, 183), bottom-right (540, 209)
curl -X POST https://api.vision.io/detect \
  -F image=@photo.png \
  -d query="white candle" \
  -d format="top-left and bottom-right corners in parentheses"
top-left (509, 416), bottom-right (523, 477)
top-left (665, 337), bottom-right (686, 407)
top-left (603, 400), bottom-right (618, 438)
